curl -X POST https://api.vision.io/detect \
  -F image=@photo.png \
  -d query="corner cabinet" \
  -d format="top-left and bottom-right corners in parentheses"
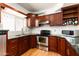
top-left (48, 36), bottom-right (78, 56)
top-left (27, 13), bottom-right (39, 28)
top-left (49, 12), bottom-right (63, 26)
top-left (65, 40), bottom-right (78, 56)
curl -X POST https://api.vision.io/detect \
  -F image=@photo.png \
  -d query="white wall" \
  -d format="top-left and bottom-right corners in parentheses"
top-left (32, 25), bottom-right (79, 35)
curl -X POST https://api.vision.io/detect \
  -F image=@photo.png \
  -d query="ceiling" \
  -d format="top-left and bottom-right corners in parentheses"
top-left (18, 3), bottom-right (78, 14)
top-left (18, 3), bottom-right (57, 12)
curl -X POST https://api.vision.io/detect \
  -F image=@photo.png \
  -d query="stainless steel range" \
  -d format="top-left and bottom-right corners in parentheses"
top-left (37, 30), bottom-right (50, 51)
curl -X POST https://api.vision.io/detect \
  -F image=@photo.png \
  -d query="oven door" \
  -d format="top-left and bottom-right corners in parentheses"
top-left (37, 36), bottom-right (48, 46)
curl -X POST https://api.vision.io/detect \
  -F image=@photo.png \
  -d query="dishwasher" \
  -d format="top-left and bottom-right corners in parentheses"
top-left (0, 31), bottom-right (7, 56)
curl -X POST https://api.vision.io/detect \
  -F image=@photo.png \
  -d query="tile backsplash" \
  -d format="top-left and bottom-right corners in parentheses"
top-left (31, 25), bottom-right (79, 35)
top-left (1, 23), bottom-right (79, 37)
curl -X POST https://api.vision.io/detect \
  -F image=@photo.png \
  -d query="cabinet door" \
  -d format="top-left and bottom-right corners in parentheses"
top-left (48, 36), bottom-right (58, 52)
top-left (50, 12), bottom-right (63, 26)
top-left (58, 37), bottom-right (66, 56)
top-left (66, 41), bottom-right (78, 56)
top-left (18, 37), bottom-right (24, 55)
top-left (66, 46), bottom-right (76, 56)
top-left (23, 36), bottom-right (30, 52)
top-left (27, 18), bottom-right (35, 28)
top-left (27, 14), bottom-right (37, 28)
top-left (7, 39), bottom-right (18, 56)
top-left (30, 35), bottom-right (37, 48)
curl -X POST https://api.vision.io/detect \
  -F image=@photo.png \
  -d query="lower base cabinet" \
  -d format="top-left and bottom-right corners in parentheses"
top-left (7, 35), bottom-right (78, 56)
top-left (30, 35), bottom-right (37, 48)
top-left (65, 41), bottom-right (78, 56)
top-left (48, 36), bottom-right (58, 52)
top-left (7, 39), bottom-right (18, 56)
top-left (48, 36), bottom-right (66, 55)
top-left (7, 36), bottom-right (31, 56)
top-left (57, 37), bottom-right (66, 56)
top-left (7, 35), bottom-right (37, 56)
top-left (48, 36), bottom-right (78, 56)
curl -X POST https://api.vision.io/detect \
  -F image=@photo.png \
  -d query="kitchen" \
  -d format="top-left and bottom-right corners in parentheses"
top-left (0, 3), bottom-right (79, 56)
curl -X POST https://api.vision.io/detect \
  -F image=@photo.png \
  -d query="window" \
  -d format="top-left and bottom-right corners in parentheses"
top-left (15, 17), bottom-right (25, 31)
top-left (1, 8), bottom-right (26, 31)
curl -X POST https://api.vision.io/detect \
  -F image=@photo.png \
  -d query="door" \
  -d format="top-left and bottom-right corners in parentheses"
top-left (48, 36), bottom-right (58, 52)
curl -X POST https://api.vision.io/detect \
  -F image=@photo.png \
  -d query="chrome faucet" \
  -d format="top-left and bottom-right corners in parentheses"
top-left (21, 28), bottom-right (24, 35)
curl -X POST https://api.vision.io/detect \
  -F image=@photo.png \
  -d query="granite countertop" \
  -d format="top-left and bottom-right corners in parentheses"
top-left (8, 34), bottom-right (31, 39)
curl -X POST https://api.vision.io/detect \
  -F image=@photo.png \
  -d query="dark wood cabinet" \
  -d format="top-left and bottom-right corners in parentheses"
top-left (62, 4), bottom-right (79, 25)
top-left (48, 36), bottom-right (58, 52)
top-left (65, 41), bottom-right (78, 56)
top-left (7, 36), bottom-right (31, 56)
top-left (18, 37), bottom-right (24, 55)
top-left (23, 36), bottom-right (30, 52)
top-left (38, 16), bottom-right (46, 20)
top-left (57, 37), bottom-right (66, 56)
top-left (48, 36), bottom-right (78, 56)
top-left (27, 13), bottom-right (38, 28)
top-left (30, 35), bottom-right (37, 48)
top-left (49, 12), bottom-right (63, 26)
top-left (17, 36), bottom-right (30, 55)
top-left (7, 39), bottom-right (18, 56)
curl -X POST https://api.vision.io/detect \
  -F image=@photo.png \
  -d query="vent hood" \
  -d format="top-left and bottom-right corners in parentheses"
top-left (39, 20), bottom-right (49, 26)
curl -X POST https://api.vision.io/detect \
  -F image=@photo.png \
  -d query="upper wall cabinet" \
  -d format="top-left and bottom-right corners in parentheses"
top-left (49, 12), bottom-right (63, 26)
top-left (62, 4), bottom-right (79, 25)
top-left (27, 13), bottom-right (39, 28)
top-left (37, 15), bottom-right (50, 26)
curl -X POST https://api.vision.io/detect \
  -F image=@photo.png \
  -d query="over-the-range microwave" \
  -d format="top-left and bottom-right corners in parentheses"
top-left (62, 30), bottom-right (79, 36)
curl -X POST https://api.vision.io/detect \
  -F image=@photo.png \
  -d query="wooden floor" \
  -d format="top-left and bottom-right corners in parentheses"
top-left (21, 48), bottom-right (61, 56)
